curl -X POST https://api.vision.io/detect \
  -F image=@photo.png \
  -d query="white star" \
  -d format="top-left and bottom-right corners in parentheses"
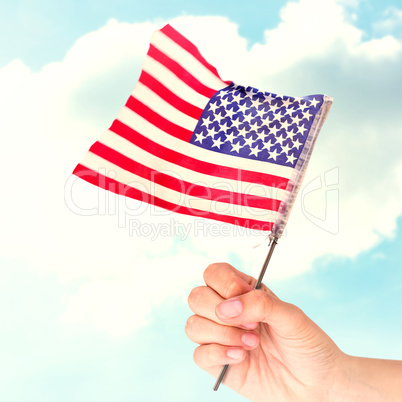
top-left (302, 110), bottom-right (313, 120)
top-left (268, 148), bottom-right (280, 161)
top-left (256, 130), bottom-right (267, 142)
top-left (225, 132), bottom-right (236, 143)
top-left (206, 127), bottom-right (217, 138)
top-left (249, 121), bottom-right (260, 132)
top-left (280, 120), bottom-right (291, 131)
top-left (256, 108), bottom-right (267, 118)
top-left (280, 98), bottom-right (293, 108)
top-left (212, 137), bottom-right (224, 149)
top-left (249, 145), bottom-right (261, 157)
top-left (282, 143), bottom-right (291, 155)
top-left (219, 98), bottom-right (230, 109)
top-left (208, 102), bottom-right (219, 113)
top-left (231, 118), bottom-right (242, 129)
top-left (220, 122), bottom-right (230, 134)
top-left (276, 135), bottom-right (286, 146)
top-left (225, 107), bottom-right (236, 119)
top-left (243, 136), bottom-right (254, 147)
top-left (297, 125), bottom-right (308, 136)
top-left (270, 103), bottom-right (282, 112)
top-left (237, 102), bottom-right (248, 114)
top-left (299, 102), bottom-right (310, 112)
top-left (194, 132), bottom-right (205, 144)
top-left (269, 125), bottom-right (280, 136)
top-left (237, 127), bottom-right (248, 137)
top-left (282, 108), bottom-right (293, 118)
top-left (272, 110), bottom-right (283, 121)
top-left (310, 97), bottom-right (320, 108)
top-left (216, 113), bottom-right (226, 124)
top-left (286, 154), bottom-right (297, 164)
top-left (243, 113), bottom-right (253, 123)
top-left (232, 92), bottom-right (243, 102)
top-left (231, 141), bottom-right (242, 153)
top-left (251, 99), bottom-right (263, 109)
top-left (262, 138), bottom-right (275, 151)
top-left (293, 138), bottom-right (302, 150)
top-left (264, 93), bottom-right (276, 103)
top-left (202, 115), bottom-right (212, 126)
top-left (291, 114), bottom-right (302, 125)
top-left (222, 92), bottom-right (232, 100)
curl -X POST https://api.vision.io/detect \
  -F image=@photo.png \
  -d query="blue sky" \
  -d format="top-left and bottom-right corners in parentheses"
top-left (1, 0), bottom-right (402, 401)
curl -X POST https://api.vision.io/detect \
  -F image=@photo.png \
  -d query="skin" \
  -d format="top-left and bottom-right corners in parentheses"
top-left (186, 263), bottom-right (402, 402)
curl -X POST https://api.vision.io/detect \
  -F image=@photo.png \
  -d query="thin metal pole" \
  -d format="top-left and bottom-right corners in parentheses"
top-left (213, 237), bottom-right (278, 391)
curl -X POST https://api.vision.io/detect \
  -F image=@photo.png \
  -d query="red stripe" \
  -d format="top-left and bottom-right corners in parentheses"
top-left (89, 141), bottom-right (281, 211)
top-left (73, 164), bottom-right (273, 231)
top-left (125, 96), bottom-right (193, 142)
top-left (138, 71), bottom-right (203, 121)
top-left (160, 24), bottom-right (232, 86)
top-left (109, 119), bottom-right (289, 190)
top-left (148, 44), bottom-right (218, 98)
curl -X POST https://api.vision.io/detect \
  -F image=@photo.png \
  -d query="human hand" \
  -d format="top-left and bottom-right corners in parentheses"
top-left (186, 263), bottom-right (346, 401)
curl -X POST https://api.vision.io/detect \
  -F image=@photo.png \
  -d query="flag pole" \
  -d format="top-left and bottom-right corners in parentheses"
top-left (213, 236), bottom-right (279, 391)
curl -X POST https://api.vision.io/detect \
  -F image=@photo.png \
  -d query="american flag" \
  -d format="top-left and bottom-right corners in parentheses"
top-left (73, 24), bottom-right (333, 237)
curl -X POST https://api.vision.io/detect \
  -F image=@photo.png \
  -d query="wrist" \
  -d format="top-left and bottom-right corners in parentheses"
top-left (329, 353), bottom-right (402, 401)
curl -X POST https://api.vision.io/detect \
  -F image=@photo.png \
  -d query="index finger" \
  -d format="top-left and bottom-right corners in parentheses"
top-left (203, 263), bottom-right (255, 299)
top-left (203, 262), bottom-right (278, 300)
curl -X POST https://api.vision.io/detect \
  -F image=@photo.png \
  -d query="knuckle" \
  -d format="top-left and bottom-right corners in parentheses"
top-left (207, 345), bottom-right (219, 363)
top-left (220, 325), bottom-right (233, 346)
top-left (185, 315), bottom-right (197, 337)
top-left (203, 262), bottom-right (233, 284)
top-left (255, 289), bottom-right (273, 321)
top-left (188, 286), bottom-right (203, 310)
top-left (288, 303), bottom-right (307, 326)
top-left (222, 274), bottom-right (245, 299)
top-left (193, 347), bottom-right (202, 366)
top-left (203, 263), bottom-right (218, 283)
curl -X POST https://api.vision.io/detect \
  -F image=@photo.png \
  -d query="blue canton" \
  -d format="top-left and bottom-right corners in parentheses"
top-left (190, 84), bottom-right (324, 168)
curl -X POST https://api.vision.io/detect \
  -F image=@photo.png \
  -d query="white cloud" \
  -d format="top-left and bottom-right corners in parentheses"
top-left (2, 0), bottom-right (402, 337)
top-left (373, 6), bottom-right (402, 35)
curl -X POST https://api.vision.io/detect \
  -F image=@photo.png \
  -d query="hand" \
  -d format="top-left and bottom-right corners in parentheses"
top-left (186, 262), bottom-right (344, 401)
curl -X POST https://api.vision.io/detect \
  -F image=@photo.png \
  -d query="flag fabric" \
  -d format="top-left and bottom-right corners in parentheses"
top-left (73, 24), bottom-right (333, 238)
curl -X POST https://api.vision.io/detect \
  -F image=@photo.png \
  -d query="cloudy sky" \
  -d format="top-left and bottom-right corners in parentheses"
top-left (1, 0), bottom-right (402, 401)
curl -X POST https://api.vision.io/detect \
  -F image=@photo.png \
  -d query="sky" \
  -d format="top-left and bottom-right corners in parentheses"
top-left (0, 0), bottom-right (402, 401)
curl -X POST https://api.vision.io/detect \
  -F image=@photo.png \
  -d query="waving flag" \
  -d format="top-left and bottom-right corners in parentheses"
top-left (73, 24), bottom-right (332, 238)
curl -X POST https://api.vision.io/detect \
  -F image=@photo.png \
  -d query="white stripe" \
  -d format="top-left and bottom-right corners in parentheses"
top-left (141, 56), bottom-right (209, 110)
top-left (132, 82), bottom-right (198, 132)
top-left (116, 106), bottom-right (294, 179)
top-left (81, 152), bottom-right (278, 223)
top-left (97, 130), bottom-right (287, 201)
top-left (151, 31), bottom-right (228, 92)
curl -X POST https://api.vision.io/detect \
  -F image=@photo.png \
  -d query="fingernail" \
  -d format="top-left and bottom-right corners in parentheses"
top-left (241, 332), bottom-right (259, 348)
top-left (226, 348), bottom-right (244, 360)
top-left (217, 299), bottom-right (243, 318)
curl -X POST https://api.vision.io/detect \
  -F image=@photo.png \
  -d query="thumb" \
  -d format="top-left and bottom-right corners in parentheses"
top-left (215, 289), bottom-right (308, 336)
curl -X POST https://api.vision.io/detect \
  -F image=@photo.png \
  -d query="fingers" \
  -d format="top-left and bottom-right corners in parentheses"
top-left (203, 263), bottom-right (254, 299)
top-left (188, 285), bottom-right (258, 329)
top-left (186, 315), bottom-right (260, 350)
top-left (188, 285), bottom-right (226, 325)
top-left (203, 262), bottom-right (278, 299)
top-left (193, 344), bottom-right (246, 372)
top-left (215, 289), bottom-right (308, 337)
